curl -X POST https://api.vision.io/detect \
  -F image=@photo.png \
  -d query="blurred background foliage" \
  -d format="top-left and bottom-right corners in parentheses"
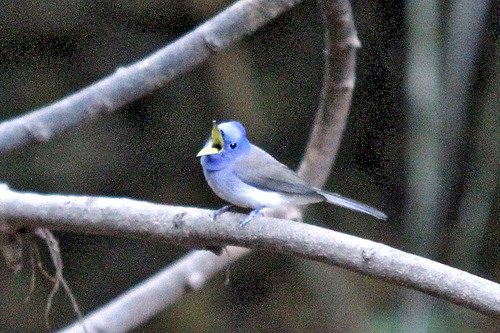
top-left (0, 0), bottom-right (498, 332)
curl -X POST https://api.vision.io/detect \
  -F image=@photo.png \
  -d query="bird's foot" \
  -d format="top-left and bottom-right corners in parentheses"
top-left (211, 205), bottom-right (234, 222)
top-left (240, 207), bottom-right (265, 227)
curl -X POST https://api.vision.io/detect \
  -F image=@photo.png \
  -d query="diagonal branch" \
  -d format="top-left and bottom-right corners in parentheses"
top-left (0, 0), bottom-right (304, 155)
top-left (58, 247), bottom-right (250, 333)
top-left (1, 184), bottom-right (499, 320)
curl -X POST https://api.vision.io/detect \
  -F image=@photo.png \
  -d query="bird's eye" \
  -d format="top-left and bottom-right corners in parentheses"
top-left (230, 143), bottom-right (237, 149)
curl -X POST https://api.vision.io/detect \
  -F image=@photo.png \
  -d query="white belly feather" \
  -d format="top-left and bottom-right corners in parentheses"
top-left (203, 168), bottom-right (321, 209)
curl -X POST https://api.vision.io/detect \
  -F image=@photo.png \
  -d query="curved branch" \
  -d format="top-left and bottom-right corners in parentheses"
top-left (0, 0), bottom-right (303, 155)
top-left (298, 0), bottom-right (360, 187)
top-left (1, 185), bottom-right (499, 319)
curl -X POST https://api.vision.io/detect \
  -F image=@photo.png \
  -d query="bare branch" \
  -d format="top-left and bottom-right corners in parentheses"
top-left (0, 0), bottom-right (304, 155)
top-left (57, 247), bottom-right (250, 333)
top-left (298, 0), bottom-right (360, 187)
top-left (1, 185), bottom-right (499, 319)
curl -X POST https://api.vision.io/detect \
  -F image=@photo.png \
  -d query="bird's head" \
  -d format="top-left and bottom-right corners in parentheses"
top-left (197, 121), bottom-right (250, 171)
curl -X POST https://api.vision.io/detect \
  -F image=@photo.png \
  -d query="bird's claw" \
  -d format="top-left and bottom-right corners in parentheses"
top-left (239, 207), bottom-right (264, 227)
top-left (211, 205), bottom-right (234, 222)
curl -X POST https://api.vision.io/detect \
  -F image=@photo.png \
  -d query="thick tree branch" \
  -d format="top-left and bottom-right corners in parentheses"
top-left (1, 184), bottom-right (499, 319)
top-left (0, 0), bottom-right (303, 155)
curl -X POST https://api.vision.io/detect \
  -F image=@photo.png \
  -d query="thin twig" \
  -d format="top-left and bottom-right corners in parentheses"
top-left (34, 228), bottom-right (86, 331)
top-left (24, 241), bottom-right (38, 303)
top-left (35, 229), bottom-right (63, 329)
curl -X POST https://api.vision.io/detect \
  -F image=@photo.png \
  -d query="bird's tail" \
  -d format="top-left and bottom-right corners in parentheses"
top-left (318, 190), bottom-right (388, 220)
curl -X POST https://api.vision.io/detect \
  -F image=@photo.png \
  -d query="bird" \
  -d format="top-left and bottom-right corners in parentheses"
top-left (197, 121), bottom-right (387, 226)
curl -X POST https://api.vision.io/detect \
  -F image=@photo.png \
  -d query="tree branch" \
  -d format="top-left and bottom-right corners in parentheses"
top-left (58, 247), bottom-right (250, 333)
top-left (0, 0), bottom-right (304, 155)
top-left (1, 184), bottom-right (499, 319)
top-left (298, 0), bottom-right (360, 186)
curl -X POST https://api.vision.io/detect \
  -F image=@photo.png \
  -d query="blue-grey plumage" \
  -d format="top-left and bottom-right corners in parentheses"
top-left (198, 121), bottom-right (387, 226)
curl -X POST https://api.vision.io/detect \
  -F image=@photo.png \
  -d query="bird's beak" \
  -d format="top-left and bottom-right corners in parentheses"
top-left (197, 121), bottom-right (224, 157)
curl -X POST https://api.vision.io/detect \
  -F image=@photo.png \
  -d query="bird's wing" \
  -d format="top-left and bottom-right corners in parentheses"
top-left (233, 145), bottom-right (317, 195)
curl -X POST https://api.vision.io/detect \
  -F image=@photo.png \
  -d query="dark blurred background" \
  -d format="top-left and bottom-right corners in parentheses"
top-left (0, 0), bottom-right (498, 332)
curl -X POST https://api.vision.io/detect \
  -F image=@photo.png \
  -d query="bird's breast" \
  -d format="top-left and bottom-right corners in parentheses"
top-left (203, 167), bottom-right (289, 209)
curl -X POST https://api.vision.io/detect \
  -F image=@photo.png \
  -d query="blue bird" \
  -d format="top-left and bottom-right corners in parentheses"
top-left (197, 121), bottom-right (387, 226)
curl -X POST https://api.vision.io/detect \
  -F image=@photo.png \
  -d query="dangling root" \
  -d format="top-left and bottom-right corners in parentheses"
top-left (31, 228), bottom-right (87, 332)
top-left (24, 240), bottom-right (38, 303)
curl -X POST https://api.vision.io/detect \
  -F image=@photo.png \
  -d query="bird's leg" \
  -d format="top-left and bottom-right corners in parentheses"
top-left (240, 206), bottom-right (265, 227)
top-left (211, 205), bottom-right (235, 222)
